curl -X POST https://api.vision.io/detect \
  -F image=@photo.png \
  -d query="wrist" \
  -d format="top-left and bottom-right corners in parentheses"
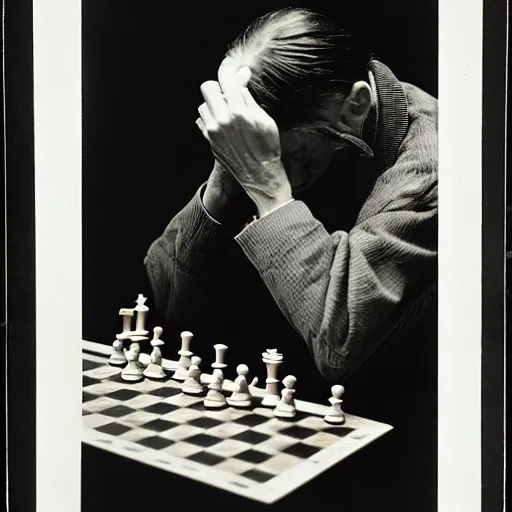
top-left (202, 182), bottom-right (231, 220)
top-left (252, 185), bottom-right (294, 218)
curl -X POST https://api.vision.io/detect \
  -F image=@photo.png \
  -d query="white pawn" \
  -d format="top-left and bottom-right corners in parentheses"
top-left (143, 327), bottom-right (166, 380)
top-left (204, 369), bottom-right (227, 408)
top-left (109, 339), bottom-right (126, 366)
top-left (274, 375), bottom-right (297, 419)
top-left (129, 340), bottom-right (145, 368)
top-left (121, 347), bottom-right (144, 382)
top-left (227, 364), bottom-right (252, 408)
top-left (182, 356), bottom-right (205, 395)
top-left (324, 385), bottom-right (346, 425)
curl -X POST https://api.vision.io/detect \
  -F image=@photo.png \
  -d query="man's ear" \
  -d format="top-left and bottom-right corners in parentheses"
top-left (340, 81), bottom-right (372, 133)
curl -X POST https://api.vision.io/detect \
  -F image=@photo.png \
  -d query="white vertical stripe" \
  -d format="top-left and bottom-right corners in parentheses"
top-left (30, 0), bottom-right (486, 510)
top-left (33, 1), bottom-right (82, 511)
top-left (438, 0), bottom-right (482, 510)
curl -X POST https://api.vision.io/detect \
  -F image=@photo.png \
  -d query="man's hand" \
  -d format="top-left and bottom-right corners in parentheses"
top-left (196, 65), bottom-right (293, 217)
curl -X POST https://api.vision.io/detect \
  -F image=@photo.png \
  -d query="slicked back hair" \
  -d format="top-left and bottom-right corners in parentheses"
top-left (225, 8), bottom-right (373, 131)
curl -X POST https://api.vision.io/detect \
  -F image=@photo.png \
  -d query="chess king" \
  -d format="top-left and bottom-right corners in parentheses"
top-left (144, 7), bottom-right (437, 511)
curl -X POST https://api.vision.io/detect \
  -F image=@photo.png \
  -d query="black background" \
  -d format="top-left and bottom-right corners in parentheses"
top-left (81, 3), bottom-right (440, 510)
top-left (82, 0), bottom-right (439, 345)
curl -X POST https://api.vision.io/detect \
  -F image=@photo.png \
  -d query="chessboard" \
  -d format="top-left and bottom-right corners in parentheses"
top-left (83, 340), bottom-right (393, 505)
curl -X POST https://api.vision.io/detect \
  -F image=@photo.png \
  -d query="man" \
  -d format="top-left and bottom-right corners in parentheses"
top-left (146, 6), bottom-right (437, 381)
top-left (145, 8), bottom-right (438, 509)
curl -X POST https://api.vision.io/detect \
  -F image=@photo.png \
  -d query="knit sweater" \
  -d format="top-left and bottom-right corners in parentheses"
top-left (144, 60), bottom-right (438, 384)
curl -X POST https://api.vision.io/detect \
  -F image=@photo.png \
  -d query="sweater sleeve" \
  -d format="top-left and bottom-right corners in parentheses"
top-left (235, 164), bottom-right (437, 382)
top-left (144, 183), bottom-right (227, 326)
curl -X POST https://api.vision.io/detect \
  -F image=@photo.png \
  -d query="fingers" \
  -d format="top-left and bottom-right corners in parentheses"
top-left (200, 80), bottom-right (230, 121)
top-left (241, 86), bottom-right (259, 109)
top-left (195, 117), bottom-right (209, 141)
top-left (236, 67), bottom-right (251, 88)
top-left (198, 103), bottom-right (216, 130)
top-left (218, 61), bottom-right (250, 110)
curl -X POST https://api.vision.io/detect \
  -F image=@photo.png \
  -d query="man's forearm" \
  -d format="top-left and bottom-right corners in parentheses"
top-left (144, 184), bottom-right (229, 323)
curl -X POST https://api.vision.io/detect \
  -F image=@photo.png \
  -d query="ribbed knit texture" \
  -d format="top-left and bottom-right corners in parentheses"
top-left (145, 61), bottom-right (438, 381)
top-left (144, 186), bottom-right (227, 322)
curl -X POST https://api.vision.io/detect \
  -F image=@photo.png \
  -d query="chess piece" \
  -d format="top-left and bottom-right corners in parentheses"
top-left (109, 339), bottom-right (127, 366)
top-left (173, 331), bottom-right (194, 381)
top-left (227, 364), bottom-right (253, 408)
top-left (121, 347), bottom-right (144, 382)
top-left (132, 294), bottom-right (149, 336)
top-left (274, 375), bottom-right (297, 419)
top-left (129, 335), bottom-right (148, 368)
top-left (211, 344), bottom-right (228, 369)
top-left (143, 327), bottom-right (166, 380)
top-left (182, 356), bottom-right (205, 395)
top-left (324, 385), bottom-right (346, 425)
top-left (116, 308), bottom-right (135, 340)
top-left (261, 349), bottom-right (283, 407)
top-left (204, 369), bottom-right (227, 408)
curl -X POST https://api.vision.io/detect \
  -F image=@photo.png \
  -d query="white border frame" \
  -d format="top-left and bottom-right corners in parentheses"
top-left (33, 0), bottom-right (483, 510)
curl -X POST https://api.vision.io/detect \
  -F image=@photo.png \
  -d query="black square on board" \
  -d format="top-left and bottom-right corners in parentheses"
top-left (232, 430), bottom-right (270, 445)
top-left (83, 359), bottom-right (102, 372)
top-left (282, 443), bottom-right (321, 459)
top-left (183, 433), bottom-right (222, 448)
top-left (137, 436), bottom-right (175, 450)
top-left (95, 422), bottom-right (132, 436)
top-left (149, 387), bottom-right (181, 398)
top-left (140, 419), bottom-right (179, 432)
top-left (142, 402), bottom-right (179, 415)
top-left (234, 449), bottom-right (272, 464)
top-left (187, 451), bottom-right (224, 466)
top-left (324, 426), bottom-right (356, 437)
top-left (187, 417), bottom-right (223, 429)
top-left (232, 414), bottom-right (269, 427)
top-left (101, 405), bottom-right (136, 418)
top-left (189, 401), bottom-right (207, 411)
top-left (106, 389), bottom-right (140, 401)
top-left (82, 391), bottom-right (97, 403)
top-left (83, 376), bottom-right (99, 388)
top-left (279, 425), bottom-right (317, 440)
top-left (241, 469), bottom-right (274, 483)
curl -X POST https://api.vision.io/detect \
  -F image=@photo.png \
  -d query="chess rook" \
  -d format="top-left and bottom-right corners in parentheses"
top-left (324, 385), bottom-right (346, 425)
top-left (116, 308), bottom-right (135, 340)
top-left (173, 331), bottom-right (194, 381)
top-left (261, 349), bottom-right (283, 407)
top-left (211, 343), bottom-right (228, 369)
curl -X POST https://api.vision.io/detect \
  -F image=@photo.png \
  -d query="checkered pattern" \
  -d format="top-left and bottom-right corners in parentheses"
top-left (83, 356), bottom-right (357, 484)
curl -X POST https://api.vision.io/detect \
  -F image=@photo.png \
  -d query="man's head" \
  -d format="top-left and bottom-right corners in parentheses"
top-left (220, 8), bottom-right (373, 191)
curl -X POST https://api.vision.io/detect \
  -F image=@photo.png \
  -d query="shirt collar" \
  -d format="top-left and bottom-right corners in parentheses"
top-left (330, 60), bottom-right (409, 171)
